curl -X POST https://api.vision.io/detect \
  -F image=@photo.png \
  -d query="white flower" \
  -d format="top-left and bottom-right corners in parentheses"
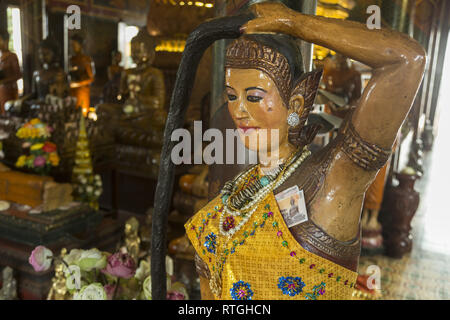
top-left (135, 260), bottom-right (150, 282)
top-left (142, 275), bottom-right (171, 300)
top-left (94, 190), bottom-right (101, 197)
top-left (73, 283), bottom-right (107, 300)
top-left (166, 256), bottom-right (174, 277)
top-left (63, 249), bottom-right (82, 265)
top-left (86, 186), bottom-right (93, 194)
top-left (64, 265), bottom-right (81, 290)
top-left (143, 276), bottom-right (152, 300)
top-left (77, 248), bottom-right (106, 271)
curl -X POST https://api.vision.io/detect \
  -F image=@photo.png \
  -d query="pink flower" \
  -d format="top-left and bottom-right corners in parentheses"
top-left (28, 246), bottom-right (53, 272)
top-left (167, 291), bottom-right (185, 300)
top-left (101, 252), bottom-right (136, 279)
top-left (33, 156), bottom-right (46, 168)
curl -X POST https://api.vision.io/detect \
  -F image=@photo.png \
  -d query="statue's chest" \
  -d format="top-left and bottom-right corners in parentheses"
top-left (127, 72), bottom-right (153, 93)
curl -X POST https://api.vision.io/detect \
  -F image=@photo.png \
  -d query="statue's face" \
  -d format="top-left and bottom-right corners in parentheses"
top-left (0, 36), bottom-right (7, 50)
top-left (113, 52), bottom-right (122, 65)
top-left (38, 47), bottom-right (54, 65)
top-left (71, 40), bottom-right (82, 54)
top-left (226, 68), bottom-right (290, 153)
top-left (131, 41), bottom-right (155, 66)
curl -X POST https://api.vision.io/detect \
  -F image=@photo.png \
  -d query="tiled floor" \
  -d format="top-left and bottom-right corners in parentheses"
top-left (358, 44), bottom-right (450, 300)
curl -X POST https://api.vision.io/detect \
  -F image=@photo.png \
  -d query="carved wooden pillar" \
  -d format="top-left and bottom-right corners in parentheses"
top-left (381, 0), bottom-right (415, 34)
top-left (20, 0), bottom-right (44, 94)
top-left (421, 0), bottom-right (449, 151)
top-left (0, 2), bottom-right (7, 34)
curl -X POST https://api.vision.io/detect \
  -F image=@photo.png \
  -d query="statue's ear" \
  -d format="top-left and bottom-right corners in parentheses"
top-left (288, 94), bottom-right (305, 114)
top-left (290, 69), bottom-right (323, 127)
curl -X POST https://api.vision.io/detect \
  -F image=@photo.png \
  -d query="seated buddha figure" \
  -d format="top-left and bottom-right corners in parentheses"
top-left (119, 28), bottom-right (166, 130)
top-left (7, 38), bottom-right (69, 116)
top-left (183, 3), bottom-right (426, 300)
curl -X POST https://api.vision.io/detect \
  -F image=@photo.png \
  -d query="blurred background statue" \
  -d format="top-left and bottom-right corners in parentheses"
top-left (102, 50), bottom-right (123, 104)
top-left (7, 37), bottom-right (69, 116)
top-left (0, 266), bottom-right (17, 300)
top-left (119, 28), bottom-right (166, 129)
top-left (69, 33), bottom-right (95, 117)
top-left (0, 30), bottom-right (21, 115)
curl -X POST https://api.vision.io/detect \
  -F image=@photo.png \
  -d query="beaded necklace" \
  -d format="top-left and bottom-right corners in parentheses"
top-left (219, 147), bottom-right (310, 237)
top-left (210, 147), bottom-right (311, 297)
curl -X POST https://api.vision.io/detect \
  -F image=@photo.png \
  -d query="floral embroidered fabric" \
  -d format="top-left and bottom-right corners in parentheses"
top-left (185, 178), bottom-right (357, 300)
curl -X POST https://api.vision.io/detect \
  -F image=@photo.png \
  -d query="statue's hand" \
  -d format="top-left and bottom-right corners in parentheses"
top-left (241, 2), bottom-right (299, 38)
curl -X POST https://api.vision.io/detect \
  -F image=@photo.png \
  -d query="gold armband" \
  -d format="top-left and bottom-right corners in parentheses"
top-left (341, 122), bottom-right (391, 171)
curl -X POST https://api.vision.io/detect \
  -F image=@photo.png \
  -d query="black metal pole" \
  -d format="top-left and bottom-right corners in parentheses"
top-left (151, 13), bottom-right (254, 300)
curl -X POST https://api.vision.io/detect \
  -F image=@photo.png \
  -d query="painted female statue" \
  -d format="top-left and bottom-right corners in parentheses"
top-left (152, 2), bottom-right (426, 300)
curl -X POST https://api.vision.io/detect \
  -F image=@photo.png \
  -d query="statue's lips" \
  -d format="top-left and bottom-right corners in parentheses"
top-left (238, 126), bottom-right (259, 134)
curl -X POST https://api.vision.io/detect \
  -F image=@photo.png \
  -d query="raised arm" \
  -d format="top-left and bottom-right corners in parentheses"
top-left (242, 3), bottom-right (426, 241)
top-left (242, 2), bottom-right (426, 149)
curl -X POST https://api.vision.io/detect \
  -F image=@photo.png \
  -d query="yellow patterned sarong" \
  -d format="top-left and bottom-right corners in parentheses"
top-left (185, 190), bottom-right (358, 300)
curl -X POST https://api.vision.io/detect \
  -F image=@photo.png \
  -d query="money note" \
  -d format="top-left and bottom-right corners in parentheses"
top-left (275, 185), bottom-right (308, 228)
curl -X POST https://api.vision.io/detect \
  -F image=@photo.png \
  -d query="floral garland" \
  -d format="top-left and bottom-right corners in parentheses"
top-left (15, 118), bottom-right (60, 175)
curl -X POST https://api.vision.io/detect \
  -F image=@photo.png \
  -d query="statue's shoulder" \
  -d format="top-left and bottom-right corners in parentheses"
top-left (0, 51), bottom-right (17, 63)
top-left (185, 195), bottom-right (222, 230)
top-left (147, 66), bottom-right (164, 78)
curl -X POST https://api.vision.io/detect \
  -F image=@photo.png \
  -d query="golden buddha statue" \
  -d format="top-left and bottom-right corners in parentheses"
top-left (179, 3), bottom-right (426, 300)
top-left (47, 248), bottom-right (69, 300)
top-left (119, 28), bottom-right (166, 129)
top-left (0, 266), bottom-right (17, 300)
top-left (124, 216), bottom-right (141, 263)
top-left (69, 34), bottom-right (95, 116)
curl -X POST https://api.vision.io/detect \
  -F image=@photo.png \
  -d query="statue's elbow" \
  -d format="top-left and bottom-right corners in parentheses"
top-left (403, 42), bottom-right (427, 75)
